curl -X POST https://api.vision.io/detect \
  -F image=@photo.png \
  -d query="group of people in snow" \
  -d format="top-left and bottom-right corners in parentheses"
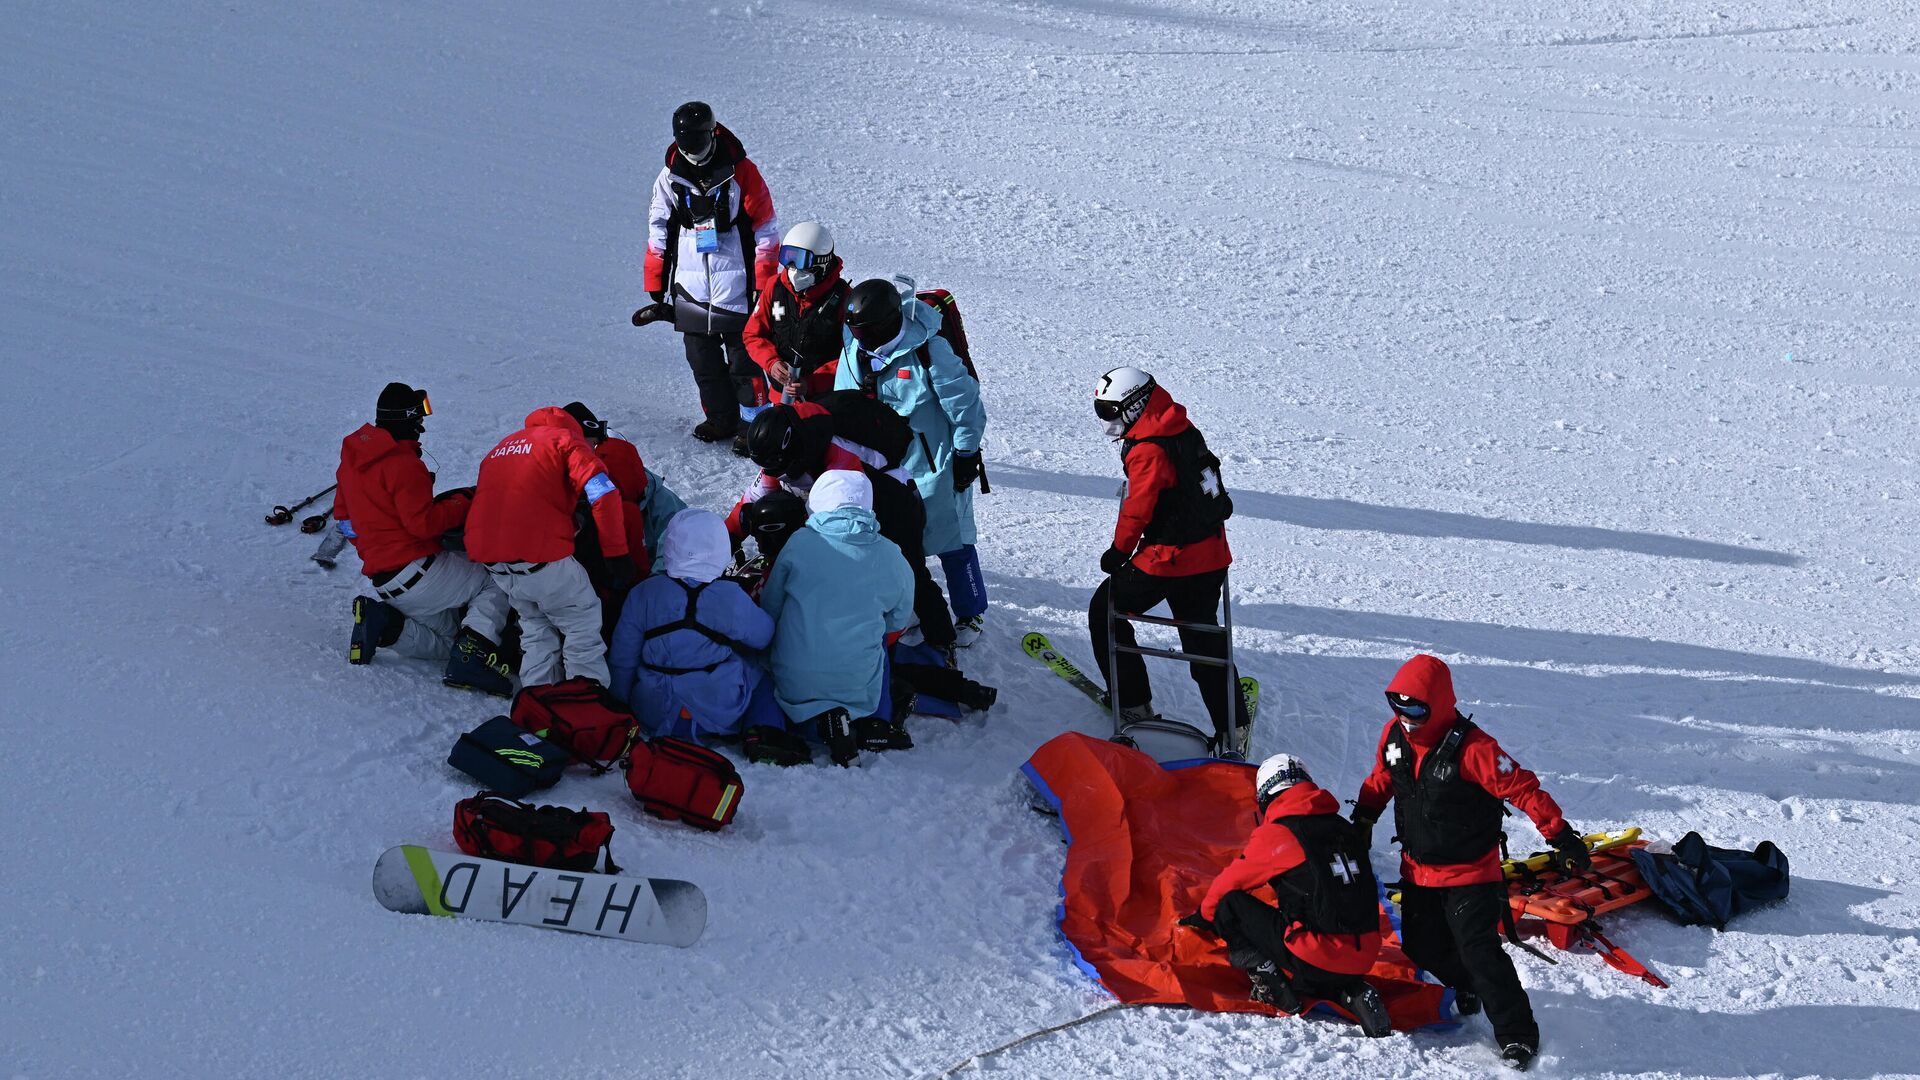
top-left (328, 101), bottom-right (1584, 1069)
top-left (332, 102), bottom-right (994, 766)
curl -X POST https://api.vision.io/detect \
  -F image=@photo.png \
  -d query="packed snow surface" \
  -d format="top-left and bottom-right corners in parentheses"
top-left (5, 0), bottom-right (1918, 1077)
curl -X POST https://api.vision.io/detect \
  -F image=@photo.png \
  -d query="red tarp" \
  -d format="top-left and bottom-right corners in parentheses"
top-left (1022, 732), bottom-right (1454, 1031)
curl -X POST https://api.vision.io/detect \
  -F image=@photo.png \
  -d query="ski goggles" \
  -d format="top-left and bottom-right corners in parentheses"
top-left (779, 245), bottom-right (828, 271)
top-left (1093, 397), bottom-right (1127, 422)
top-left (377, 389), bottom-right (432, 422)
top-left (1386, 693), bottom-right (1430, 720)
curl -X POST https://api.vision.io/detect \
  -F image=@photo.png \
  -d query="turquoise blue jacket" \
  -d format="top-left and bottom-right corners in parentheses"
top-left (760, 505), bottom-right (915, 721)
top-left (835, 297), bottom-right (986, 555)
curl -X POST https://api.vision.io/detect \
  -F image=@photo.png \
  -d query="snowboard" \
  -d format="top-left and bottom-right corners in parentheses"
top-left (372, 845), bottom-right (706, 947)
top-left (1022, 631), bottom-right (1261, 759)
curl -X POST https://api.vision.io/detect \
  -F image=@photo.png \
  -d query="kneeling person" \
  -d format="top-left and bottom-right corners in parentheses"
top-left (335, 382), bottom-right (511, 695)
top-left (1191, 753), bottom-right (1392, 1037)
top-left (760, 471), bottom-right (915, 765)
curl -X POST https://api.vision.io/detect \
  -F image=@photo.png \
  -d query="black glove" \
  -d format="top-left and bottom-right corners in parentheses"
top-left (605, 554), bottom-right (639, 591)
top-left (1350, 805), bottom-right (1380, 850)
top-left (1177, 911), bottom-right (1217, 937)
top-left (1548, 827), bottom-right (1592, 874)
top-left (952, 451), bottom-right (982, 492)
top-left (1099, 546), bottom-right (1130, 575)
top-left (632, 302), bottom-right (672, 326)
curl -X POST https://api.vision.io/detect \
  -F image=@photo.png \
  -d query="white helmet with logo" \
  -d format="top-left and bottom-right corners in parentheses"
top-left (779, 221), bottom-right (836, 293)
top-left (1254, 753), bottom-right (1312, 811)
top-left (1094, 366), bottom-right (1157, 438)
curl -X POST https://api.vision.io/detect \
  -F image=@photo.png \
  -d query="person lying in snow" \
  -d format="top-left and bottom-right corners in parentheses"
top-left (1182, 753), bottom-right (1391, 1038)
top-left (1350, 654), bottom-right (1592, 1072)
top-left (607, 509), bottom-right (780, 746)
top-left (759, 470), bottom-right (915, 766)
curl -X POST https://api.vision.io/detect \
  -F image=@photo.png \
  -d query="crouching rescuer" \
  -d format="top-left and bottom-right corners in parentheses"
top-left (337, 382), bottom-right (512, 696)
top-left (1181, 754), bottom-right (1393, 1038)
top-left (1350, 653), bottom-right (1594, 1072)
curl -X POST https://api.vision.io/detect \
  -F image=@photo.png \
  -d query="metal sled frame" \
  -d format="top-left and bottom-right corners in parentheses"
top-left (1105, 570), bottom-right (1242, 757)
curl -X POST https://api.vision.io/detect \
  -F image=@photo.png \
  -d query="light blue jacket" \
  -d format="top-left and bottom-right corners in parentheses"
top-left (760, 504), bottom-right (915, 721)
top-left (609, 510), bottom-right (774, 741)
top-left (835, 297), bottom-right (986, 555)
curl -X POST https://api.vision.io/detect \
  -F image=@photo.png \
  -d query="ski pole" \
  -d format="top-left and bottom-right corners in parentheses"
top-left (300, 507), bottom-right (332, 533)
top-left (266, 483), bottom-right (337, 525)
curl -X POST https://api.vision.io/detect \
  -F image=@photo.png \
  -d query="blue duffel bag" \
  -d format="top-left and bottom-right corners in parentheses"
top-left (1631, 831), bottom-right (1790, 929)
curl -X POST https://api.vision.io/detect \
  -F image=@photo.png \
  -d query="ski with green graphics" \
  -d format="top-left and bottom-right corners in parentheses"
top-left (1021, 632), bottom-right (1260, 757)
top-left (372, 845), bottom-right (706, 947)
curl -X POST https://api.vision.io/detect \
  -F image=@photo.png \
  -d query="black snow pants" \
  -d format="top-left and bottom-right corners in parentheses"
top-left (681, 331), bottom-right (758, 433)
top-left (1088, 566), bottom-right (1245, 738)
top-left (1397, 881), bottom-right (1538, 1045)
top-left (1212, 891), bottom-right (1368, 998)
top-left (869, 469), bottom-right (955, 650)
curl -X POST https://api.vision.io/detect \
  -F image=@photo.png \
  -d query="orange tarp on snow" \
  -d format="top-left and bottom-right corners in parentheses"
top-left (1022, 733), bottom-right (1453, 1031)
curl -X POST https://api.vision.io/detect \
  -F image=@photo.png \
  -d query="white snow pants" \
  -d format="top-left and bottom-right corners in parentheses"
top-left (485, 557), bottom-right (607, 687)
top-left (378, 553), bottom-right (510, 661)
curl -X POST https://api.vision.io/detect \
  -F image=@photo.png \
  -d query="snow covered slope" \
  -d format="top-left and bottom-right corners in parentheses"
top-left (5, 1), bottom-right (1917, 1076)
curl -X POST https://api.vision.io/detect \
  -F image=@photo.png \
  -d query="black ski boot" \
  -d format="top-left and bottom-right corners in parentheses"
top-left (1455, 991), bottom-right (1482, 1017)
top-left (955, 680), bottom-right (997, 712)
top-left (1335, 983), bottom-right (1392, 1038)
top-left (349, 596), bottom-right (403, 665)
top-left (691, 420), bottom-right (732, 443)
top-left (854, 716), bottom-right (913, 752)
top-left (442, 628), bottom-right (513, 697)
top-left (1246, 962), bottom-right (1300, 1014)
top-left (817, 708), bottom-right (857, 767)
top-left (1500, 1040), bottom-right (1539, 1072)
top-left (744, 725), bottom-right (813, 767)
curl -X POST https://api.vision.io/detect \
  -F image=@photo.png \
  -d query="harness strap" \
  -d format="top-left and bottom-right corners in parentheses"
top-left (641, 579), bottom-right (753, 674)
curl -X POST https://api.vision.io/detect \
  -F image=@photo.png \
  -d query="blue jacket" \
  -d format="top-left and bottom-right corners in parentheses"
top-left (835, 296), bottom-right (986, 556)
top-left (609, 510), bottom-right (774, 742)
top-left (638, 468), bottom-right (687, 570)
top-left (760, 501), bottom-right (916, 721)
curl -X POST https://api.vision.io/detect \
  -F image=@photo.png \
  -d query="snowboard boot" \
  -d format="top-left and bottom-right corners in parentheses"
top-left (349, 596), bottom-right (403, 665)
top-left (1455, 991), bottom-right (1482, 1017)
top-left (442, 628), bottom-right (514, 697)
top-left (1499, 1041), bottom-right (1538, 1072)
top-left (953, 614), bottom-right (984, 648)
top-left (955, 679), bottom-right (997, 713)
top-left (817, 708), bottom-right (857, 767)
top-left (743, 725), bottom-right (813, 767)
top-left (1118, 701), bottom-right (1158, 726)
top-left (691, 420), bottom-right (733, 443)
top-left (853, 716), bottom-right (913, 752)
top-left (1335, 983), bottom-right (1392, 1039)
top-left (1246, 962), bottom-right (1300, 1014)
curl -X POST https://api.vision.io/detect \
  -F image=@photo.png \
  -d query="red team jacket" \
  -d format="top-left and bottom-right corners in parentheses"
top-left (333, 424), bottom-right (469, 577)
top-left (1356, 655), bottom-right (1568, 887)
top-left (1116, 388), bottom-right (1232, 577)
top-left (464, 408), bottom-right (628, 565)
top-left (1199, 781), bottom-right (1383, 975)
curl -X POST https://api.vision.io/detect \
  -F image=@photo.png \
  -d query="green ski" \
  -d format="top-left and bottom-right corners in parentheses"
top-left (1022, 631), bottom-right (1109, 709)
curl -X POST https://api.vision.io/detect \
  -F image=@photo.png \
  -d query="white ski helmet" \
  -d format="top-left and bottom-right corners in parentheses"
top-left (1254, 753), bottom-right (1312, 811)
top-left (1094, 366), bottom-right (1157, 438)
top-left (779, 221), bottom-right (835, 292)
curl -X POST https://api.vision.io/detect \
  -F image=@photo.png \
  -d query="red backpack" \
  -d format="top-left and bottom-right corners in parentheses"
top-left (915, 288), bottom-right (977, 381)
top-left (453, 793), bottom-right (620, 873)
top-left (510, 678), bottom-right (638, 773)
top-left (626, 737), bottom-right (743, 832)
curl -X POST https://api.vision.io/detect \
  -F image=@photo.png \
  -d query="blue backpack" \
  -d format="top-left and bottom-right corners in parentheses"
top-left (1630, 832), bottom-right (1789, 929)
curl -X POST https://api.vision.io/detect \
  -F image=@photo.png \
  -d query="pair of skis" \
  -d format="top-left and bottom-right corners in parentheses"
top-left (1021, 632), bottom-right (1259, 760)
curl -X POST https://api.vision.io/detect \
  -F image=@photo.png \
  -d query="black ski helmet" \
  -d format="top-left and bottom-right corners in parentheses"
top-left (844, 278), bottom-right (904, 350)
top-left (375, 381), bottom-right (430, 440)
top-left (746, 405), bottom-right (803, 477)
top-left (562, 400), bottom-right (608, 443)
top-left (672, 101), bottom-right (716, 159)
top-left (740, 489), bottom-right (807, 558)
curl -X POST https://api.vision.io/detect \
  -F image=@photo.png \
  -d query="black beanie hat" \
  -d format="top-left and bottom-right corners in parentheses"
top-left (376, 382), bottom-right (423, 419)
top-left (562, 400), bottom-right (607, 440)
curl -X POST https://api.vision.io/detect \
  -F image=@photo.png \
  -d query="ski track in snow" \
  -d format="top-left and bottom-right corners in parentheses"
top-left (4, 0), bottom-right (1918, 1077)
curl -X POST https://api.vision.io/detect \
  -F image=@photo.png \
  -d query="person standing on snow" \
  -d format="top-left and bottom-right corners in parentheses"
top-left (607, 508), bottom-right (782, 746)
top-left (1180, 754), bottom-right (1392, 1038)
top-left (834, 277), bottom-right (990, 647)
top-left (1087, 367), bottom-right (1246, 750)
top-left (737, 399), bottom-right (955, 652)
top-left (335, 382), bottom-right (512, 696)
top-left (1350, 653), bottom-right (1593, 1072)
top-left (759, 470), bottom-right (916, 766)
top-left (743, 221), bottom-right (846, 404)
top-left (464, 407), bottom-right (636, 687)
top-left (641, 101), bottom-right (779, 454)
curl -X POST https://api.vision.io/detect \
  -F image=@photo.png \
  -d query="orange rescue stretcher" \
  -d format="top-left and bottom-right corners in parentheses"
top-left (1502, 829), bottom-right (1668, 988)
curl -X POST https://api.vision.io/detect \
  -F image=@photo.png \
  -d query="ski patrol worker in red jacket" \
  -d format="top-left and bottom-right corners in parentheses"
top-left (334, 382), bottom-right (511, 695)
top-left (465, 407), bottom-right (635, 687)
top-left (742, 221), bottom-right (846, 404)
top-left (1184, 754), bottom-right (1392, 1038)
top-left (1351, 654), bottom-right (1591, 1071)
top-left (1088, 367), bottom-right (1247, 750)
